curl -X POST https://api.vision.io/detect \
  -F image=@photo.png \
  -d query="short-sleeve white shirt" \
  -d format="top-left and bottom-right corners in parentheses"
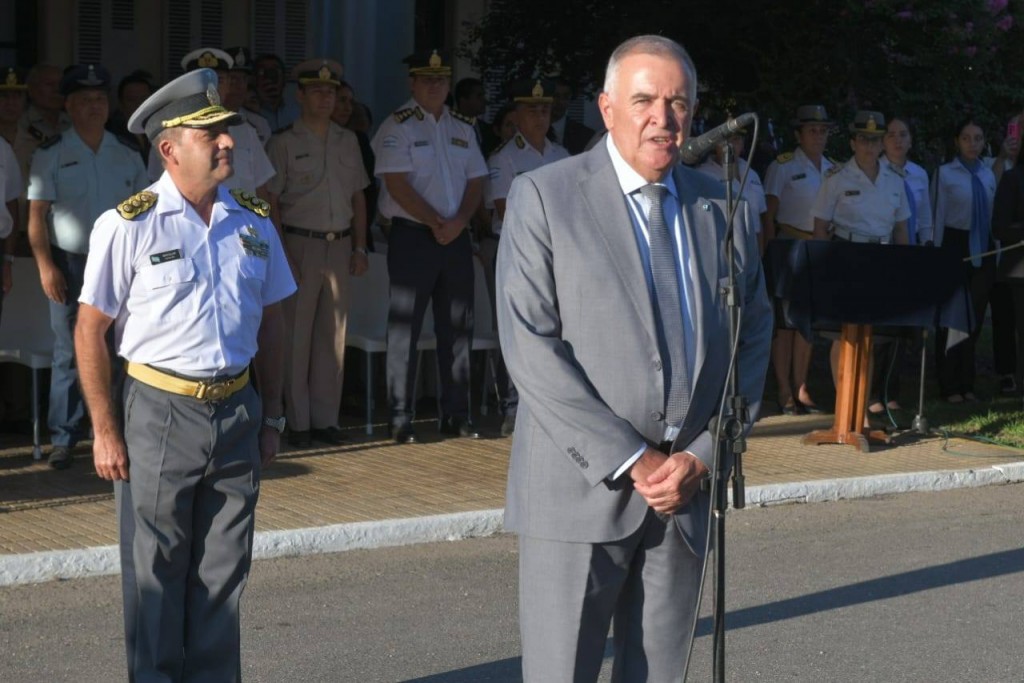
top-left (763, 146), bottom-right (834, 233)
top-left (811, 160), bottom-right (910, 240)
top-left (0, 137), bottom-right (21, 239)
top-left (695, 156), bottom-right (767, 225)
top-left (486, 133), bottom-right (568, 234)
top-left (80, 172), bottom-right (297, 376)
top-left (371, 100), bottom-right (488, 220)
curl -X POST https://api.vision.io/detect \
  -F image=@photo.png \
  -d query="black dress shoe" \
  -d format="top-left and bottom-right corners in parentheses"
top-left (439, 416), bottom-right (480, 439)
top-left (392, 423), bottom-right (418, 444)
top-left (48, 446), bottom-right (73, 470)
top-left (288, 430), bottom-right (312, 447)
top-left (310, 426), bottom-right (348, 445)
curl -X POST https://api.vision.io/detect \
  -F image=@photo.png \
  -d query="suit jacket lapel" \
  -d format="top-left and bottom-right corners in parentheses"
top-left (578, 145), bottom-right (659, 348)
top-left (673, 164), bottom-right (717, 383)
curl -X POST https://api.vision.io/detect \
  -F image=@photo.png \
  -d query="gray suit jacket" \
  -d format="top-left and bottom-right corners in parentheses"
top-left (495, 142), bottom-right (772, 556)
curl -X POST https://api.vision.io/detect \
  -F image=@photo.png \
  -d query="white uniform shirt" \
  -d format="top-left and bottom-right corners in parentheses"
top-left (695, 156), bottom-right (767, 225)
top-left (80, 172), bottom-right (297, 376)
top-left (28, 129), bottom-right (148, 254)
top-left (147, 120), bottom-right (276, 193)
top-left (928, 158), bottom-right (997, 247)
top-left (881, 156), bottom-right (933, 243)
top-left (0, 137), bottom-right (21, 239)
top-left (812, 160), bottom-right (910, 240)
top-left (371, 99), bottom-right (488, 220)
top-left (486, 132), bottom-right (569, 235)
top-left (763, 146), bottom-right (834, 233)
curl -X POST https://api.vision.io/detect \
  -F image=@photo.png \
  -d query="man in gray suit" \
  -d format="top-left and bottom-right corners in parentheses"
top-left (496, 35), bottom-right (772, 681)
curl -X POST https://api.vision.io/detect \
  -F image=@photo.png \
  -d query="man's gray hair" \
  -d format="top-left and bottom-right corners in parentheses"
top-left (603, 35), bottom-right (697, 99)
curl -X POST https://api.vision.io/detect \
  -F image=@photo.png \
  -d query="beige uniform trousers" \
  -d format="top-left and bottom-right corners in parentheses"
top-left (283, 233), bottom-right (351, 431)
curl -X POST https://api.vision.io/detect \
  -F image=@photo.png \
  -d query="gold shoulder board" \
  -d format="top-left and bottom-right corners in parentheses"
top-left (825, 163), bottom-right (843, 178)
top-left (451, 110), bottom-right (476, 126)
top-left (394, 108), bottom-right (414, 123)
top-left (776, 152), bottom-right (793, 164)
top-left (116, 190), bottom-right (158, 220)
top-left (230, 188), bottom-right (270, 217)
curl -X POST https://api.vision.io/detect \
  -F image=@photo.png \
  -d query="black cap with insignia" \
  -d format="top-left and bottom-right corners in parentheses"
top-left (404, 49), bottom-right (452, 77)
top-left (293, 58), bottom-right (343, 86)
top-left (509, 79), bottom-right (554, 104)
top-left (181, 48), bottom-right (233, 73)
top-left (59, 64), bottom-right (111, 96)
top-left (225, 47), bottom-right (254, 72)
top-left (128, 68), bottom-right (242, 141)
top-left (0, 67), bottom-right (27, 91)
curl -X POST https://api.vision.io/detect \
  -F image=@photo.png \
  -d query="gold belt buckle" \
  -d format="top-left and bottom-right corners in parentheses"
top-left (195, 379), bottom-right (231, 401)
top-left (325, 232), bottom-right (336, 241)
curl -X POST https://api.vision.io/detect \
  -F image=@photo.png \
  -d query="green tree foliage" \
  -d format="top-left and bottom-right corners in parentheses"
top-left (463, 0), bottom-right (1023, 168)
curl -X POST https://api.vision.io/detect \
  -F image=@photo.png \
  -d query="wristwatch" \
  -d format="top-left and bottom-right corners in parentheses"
top-left (262, 415), bottom-right (286, 433)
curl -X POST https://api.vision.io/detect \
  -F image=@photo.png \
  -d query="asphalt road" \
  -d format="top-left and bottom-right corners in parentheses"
top-left (2, 483), bottom-right (1022, 682)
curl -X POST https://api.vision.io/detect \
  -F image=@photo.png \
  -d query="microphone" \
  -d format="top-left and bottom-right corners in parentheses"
top-left (679, 112), bottom-right (757, 165)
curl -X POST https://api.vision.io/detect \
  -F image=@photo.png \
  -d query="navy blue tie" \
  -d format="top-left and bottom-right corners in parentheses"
top-left (640, 183), bottom-right (690, 426)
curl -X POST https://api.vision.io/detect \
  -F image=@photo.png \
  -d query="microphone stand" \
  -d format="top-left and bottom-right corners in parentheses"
top-left (708, 141), bottom-right (749, 683)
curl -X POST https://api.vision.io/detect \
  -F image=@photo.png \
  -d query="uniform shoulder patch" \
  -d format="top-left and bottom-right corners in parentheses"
top-left (230, 188), bottom-right (270, 218)
top-left (514, 134), bottom-right (526, 149)
top-left (450, 110), bottom-right (475, 126)
top-left (825, 163), bottom-right (843, 178)
top-left (394, 108), bottom-right (417, 123)
top-left (28, 126), bottom-right (47, 142)
top-left (38, 134), bottom-right (62, 149)
top-left (116, 190), bottom-right (158, 220)
top-left (775, 152), bottom-right (793, 164)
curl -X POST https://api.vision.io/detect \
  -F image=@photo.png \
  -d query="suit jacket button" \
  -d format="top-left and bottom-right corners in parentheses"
top-left (653, 359), bottom-right (662, 371)
top-left (650, 411), bottom-right (663, 421)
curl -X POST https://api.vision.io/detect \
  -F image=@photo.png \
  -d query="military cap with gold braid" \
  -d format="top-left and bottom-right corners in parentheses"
top-left (790, 104), bottom-right (834, 129)
top-left (293, 58), bottom-right (343, 86)
top-left (225, 46), bottom-right (254, 72)
top-left (848, 110), bottom-right (886, 137)
top-left (509, 79), bottom-right (554, 104)
top-left (0, 67), bottom-right (27, 91)
top-left (127, 68), bottom-right (241, 141)
top-left (405, 49), bottom-right (452, 77)
top-left (181, 48), bottom-right (233, 73)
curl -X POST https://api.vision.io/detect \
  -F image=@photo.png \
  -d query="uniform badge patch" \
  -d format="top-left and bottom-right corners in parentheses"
top-left (791, 173), bottom-right (806, 181)
top-left (381, 135), bottom-right (398, 148)
top-left (413, 140), bottom-right (430, 147)
top-left (844, 190), bottom-right (861, 196)
top-left (239, 226), bottom-right (270, 259)
top-left (149, 249), bottom-right (183, 265)
top-left (450, 137), bottom-right (468, 148)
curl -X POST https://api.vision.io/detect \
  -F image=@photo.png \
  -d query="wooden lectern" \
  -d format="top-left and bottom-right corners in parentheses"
top-left (765, 240), bottom-right (972, 454)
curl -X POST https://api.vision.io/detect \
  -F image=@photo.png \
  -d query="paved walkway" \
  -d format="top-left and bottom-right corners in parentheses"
top-left (1, 411), bottom-right (1022, 583)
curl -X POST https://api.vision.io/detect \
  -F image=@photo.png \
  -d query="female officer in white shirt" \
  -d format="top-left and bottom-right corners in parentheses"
top-left (929, 118), bottom-right (998, 403)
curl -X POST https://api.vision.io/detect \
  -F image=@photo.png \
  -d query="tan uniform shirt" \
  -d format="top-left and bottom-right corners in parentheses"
top-left (265, 119), bottom-right (369, 231)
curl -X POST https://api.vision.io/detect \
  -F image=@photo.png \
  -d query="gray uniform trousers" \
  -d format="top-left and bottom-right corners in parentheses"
top-left (519, 509), bottom-right (703, 683)
top-left (117, 375), bottom-right (261, 683)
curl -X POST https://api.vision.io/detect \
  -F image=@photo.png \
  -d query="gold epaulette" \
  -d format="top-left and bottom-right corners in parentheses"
top-left (394, 107), bottom-right (423, 123)
top-left (514, 134), bottom-right (526, 149)
top-left (116, 190), bottom-right (158, 220)
top-left (776, 152), bottom-right (793, 164)
top-left (825, 163), bottom-right (843, 178)
top-left (450, 110), bottom-right (475, 126)
top-left (230, 188), bottom-right (270, 217)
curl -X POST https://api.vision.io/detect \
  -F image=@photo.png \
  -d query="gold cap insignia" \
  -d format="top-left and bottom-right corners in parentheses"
top-left (198, 52), bottom-right (218, 68)
top-left (429, 50), bottom-right (442, 68)
top-left (234, 50), bottom-right (246, 67)
top-left (206, 83), bottom-right (221, 106)
top-left (318, 64), bottom-right (331, 80)
top-left (532, 81), bottom-right (544, 98)
top-left (866, 118), bottom-right (877, 132)
top-left (5, 69), bottom-right (16, 87)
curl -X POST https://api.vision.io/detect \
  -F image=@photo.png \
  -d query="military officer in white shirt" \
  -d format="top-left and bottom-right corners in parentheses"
top-left (763, 104), bottom-right (835, 415)
top-left (147, 48), bottom-right (276, 199)
top-left (27, 64), bottom-right (148, 469)
top-left (371, 50), bottom-right (489, 444)
top-left (0, 135), bottom-right (20, 304)
top-left (75, 68), bottom-right (295, 682)
top-left (485, 79), bottom-right (569, 435)
top-left (266, 59), bottom-right (370, 447)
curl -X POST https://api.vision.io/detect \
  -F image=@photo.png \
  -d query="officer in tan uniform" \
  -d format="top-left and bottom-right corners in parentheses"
top-left (266, 59), bottom-right (370, 447)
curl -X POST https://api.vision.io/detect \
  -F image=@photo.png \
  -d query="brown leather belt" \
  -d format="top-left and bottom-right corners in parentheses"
top-left (126, 362), bottom-right (249, 402)
top-left (284, 225), bottom-right (351, 241)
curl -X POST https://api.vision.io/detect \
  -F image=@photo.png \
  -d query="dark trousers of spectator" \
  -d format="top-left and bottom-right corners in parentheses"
top-left (48, 247), bottom-right (87, 447)
top-left (478, 234), bottom-right (518, 416)
top-left (386, 219), bottom-right (473, 426)
top-left (990, 281), bottom-right (1017, 378)
top-left (1006, 283), bottom-right (1024, 389)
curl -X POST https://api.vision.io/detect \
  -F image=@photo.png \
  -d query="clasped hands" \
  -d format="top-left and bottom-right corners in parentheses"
top-left (630, 447), bottom-right (709, 515)
top-left (430, 216), bottom-right (465, 245)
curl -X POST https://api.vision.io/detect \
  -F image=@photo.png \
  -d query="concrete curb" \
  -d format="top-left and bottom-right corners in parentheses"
top-left (2, 464), bottom-right (1022, 587)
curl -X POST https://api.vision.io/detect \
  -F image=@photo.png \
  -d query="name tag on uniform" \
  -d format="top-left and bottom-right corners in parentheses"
top-left (413, 140), bottom-right (430, 147)
top-left (60, 160), bottom-right (79, 169)
top-left (844, 190), bottom-right (861, 197)
top-left (295, 153), bottom-right (310, 160)
top-left (149, 249), bottom-right (183, 265)
top-left (239, 226), bottom-right (269, 259)
top-left (450, 137), bottom-right (468, 148)
top-left (791, 173), bottom-right (806, 181)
